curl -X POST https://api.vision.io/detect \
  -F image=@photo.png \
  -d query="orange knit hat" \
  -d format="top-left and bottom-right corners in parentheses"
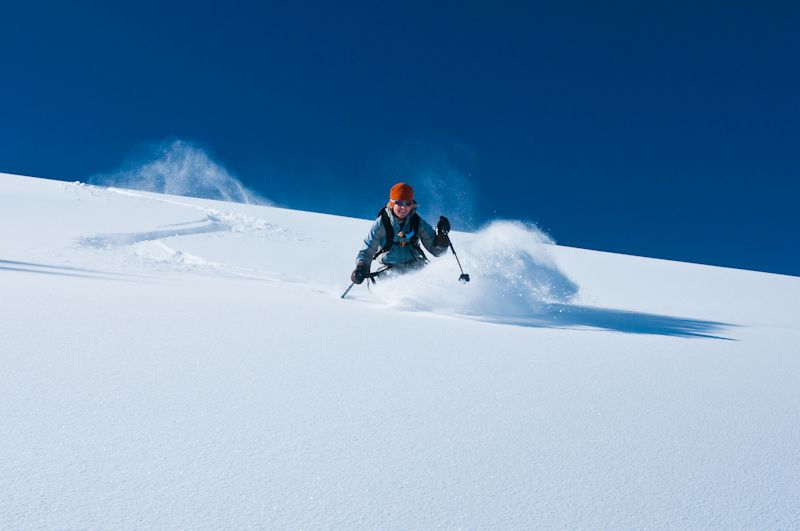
top-left (389, 182), bottom-right (414, 202)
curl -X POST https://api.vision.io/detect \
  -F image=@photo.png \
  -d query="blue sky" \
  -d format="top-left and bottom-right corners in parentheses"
top-left (1, 1), bottom-right (798, 276)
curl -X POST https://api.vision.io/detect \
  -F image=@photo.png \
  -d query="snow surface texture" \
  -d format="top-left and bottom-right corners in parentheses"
top-left (2, 172), bottom-right (799, 528)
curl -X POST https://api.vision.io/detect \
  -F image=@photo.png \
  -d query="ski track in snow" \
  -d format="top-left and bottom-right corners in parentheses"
top-left (70, 185), bottom-right (300, 280)
top-left (103, 186), bottom-right (301, 239)
top-left (77, 215), bottom-right (229, 249)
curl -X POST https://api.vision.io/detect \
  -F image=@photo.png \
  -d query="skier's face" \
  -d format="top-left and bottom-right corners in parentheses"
top-left (392, 201), bottom-right (412, 219)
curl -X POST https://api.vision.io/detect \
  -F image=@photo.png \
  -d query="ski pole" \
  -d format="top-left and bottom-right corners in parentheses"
top-left (341, 267), bottom-right (390, 299)
top-left (437, 217), bottom-right (469, 284)
top-left (341, 282), bottom-right (355, 299)
top-left (449, 240), bottom-right (470, 283)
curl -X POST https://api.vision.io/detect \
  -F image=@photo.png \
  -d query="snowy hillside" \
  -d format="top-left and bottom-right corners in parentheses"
top-left (2, 172), bottom-right (799, 528)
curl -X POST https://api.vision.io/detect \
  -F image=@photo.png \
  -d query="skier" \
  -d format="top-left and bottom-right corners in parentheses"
top-left (351, 182), bottom-right (451, 284)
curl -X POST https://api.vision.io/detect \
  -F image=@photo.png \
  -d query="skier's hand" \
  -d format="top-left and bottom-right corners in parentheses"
top-left (437, 216), bottom-right (451, 236)
top-left (435, 232), bottom-right (450, 248)
top-left (351, 264), bottom-right (369, 284)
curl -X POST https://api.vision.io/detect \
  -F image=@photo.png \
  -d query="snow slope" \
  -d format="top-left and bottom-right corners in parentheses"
top-left (2, 172), bottom-right (799, 528)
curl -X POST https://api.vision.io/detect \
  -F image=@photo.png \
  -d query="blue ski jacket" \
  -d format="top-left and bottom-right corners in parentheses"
top-left (356, 206), bottom-right (448, 268)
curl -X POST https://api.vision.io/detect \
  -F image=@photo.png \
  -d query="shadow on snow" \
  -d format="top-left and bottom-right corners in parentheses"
top-left (0, 260), bottom-right (140, 282)
top-left (465, 303), bottom-right (735, 339)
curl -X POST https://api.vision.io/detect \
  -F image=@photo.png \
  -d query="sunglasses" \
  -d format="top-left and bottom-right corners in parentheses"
top-left (393, 200), bottom-right (414, 207)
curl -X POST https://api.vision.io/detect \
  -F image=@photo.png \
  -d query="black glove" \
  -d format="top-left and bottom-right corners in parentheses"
top-left (351, 263), bottom-right (369, 284)
top-left (435, 216), bottom-right (451, 247)
top-left (437, 216), bottom-right (451, 236)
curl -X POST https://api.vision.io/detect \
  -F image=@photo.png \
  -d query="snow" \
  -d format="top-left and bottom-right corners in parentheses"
top-left (2, 172), bottom-right (799, 528)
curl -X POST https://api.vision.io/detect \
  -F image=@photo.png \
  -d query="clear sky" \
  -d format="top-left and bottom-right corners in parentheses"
top-left (1, 1), bottom-right (798, 276)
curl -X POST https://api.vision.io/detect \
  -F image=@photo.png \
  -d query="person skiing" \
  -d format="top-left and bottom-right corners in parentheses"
top-left (351, 182), bottom-right (451, 284)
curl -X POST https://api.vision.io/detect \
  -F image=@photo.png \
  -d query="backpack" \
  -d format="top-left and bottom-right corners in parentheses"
top-left (373, 208), bottom-right (427, 261)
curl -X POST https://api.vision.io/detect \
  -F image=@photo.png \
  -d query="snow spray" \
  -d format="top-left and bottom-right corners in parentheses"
top-left (89, 139), bottom-right (267, 204)
top-left (370, 220), bottom-right (579, 317)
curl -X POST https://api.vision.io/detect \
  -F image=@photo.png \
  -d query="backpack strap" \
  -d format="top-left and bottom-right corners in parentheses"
top-left (374, 208), bottom-right (423, 260)
top-left (408, 214), bottom-right (430, 262)
top-left (374, 208), bottom-right (395, 259)
top-left (409, 214), bottom-right (420, 245)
